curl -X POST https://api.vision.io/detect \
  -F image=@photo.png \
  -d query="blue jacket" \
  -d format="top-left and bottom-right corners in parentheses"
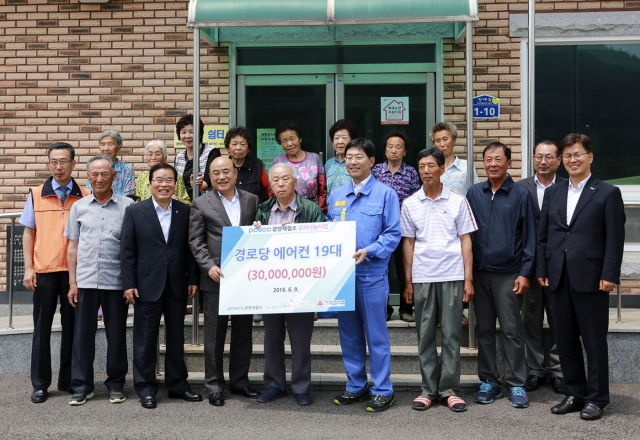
top-left (326, 176), bottom-right (401, 277)
top-left (466, 175), bottom-right (536, 278)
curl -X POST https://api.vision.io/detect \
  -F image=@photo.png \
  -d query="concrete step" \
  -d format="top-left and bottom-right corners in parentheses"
top-left (170, 317), bottom-right (472, 347)
top-left (160, 344), bottom-right (481, 376)
top-left (157, 371), bottom-right (481, 392)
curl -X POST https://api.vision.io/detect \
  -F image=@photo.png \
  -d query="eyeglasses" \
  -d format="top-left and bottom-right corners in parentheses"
top-left (210, 169), bottom-right (233, 177)
top-left (152, 178), bottom-right (175, 184)
top-left (562, 152), bottom-right (590, 161)
top-left (345, 154), bottom-right (367, 161)
top-left (49, 160), bottom-right (71, 166)
top-left (533, 154), bottom-right (557, 162)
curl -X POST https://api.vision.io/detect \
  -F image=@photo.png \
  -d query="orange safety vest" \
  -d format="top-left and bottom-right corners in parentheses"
top-left (30, 178), bottom-right (91, 273)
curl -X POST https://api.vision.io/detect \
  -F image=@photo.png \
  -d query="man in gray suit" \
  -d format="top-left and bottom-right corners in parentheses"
top-left (516, 140), bottom-right (565, 394)
top-left (189, 156), bottom-right (260, 407)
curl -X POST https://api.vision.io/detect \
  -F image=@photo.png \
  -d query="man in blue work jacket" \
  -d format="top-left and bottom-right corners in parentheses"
top-left (327, 138), bottom-right (401, 412)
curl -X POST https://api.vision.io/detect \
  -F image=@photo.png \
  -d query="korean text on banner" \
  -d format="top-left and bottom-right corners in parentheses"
top-left (219, 221), bottom-right (356, 315)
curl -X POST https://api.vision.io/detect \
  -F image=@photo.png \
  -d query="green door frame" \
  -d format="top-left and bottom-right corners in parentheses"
top-left (229, 40), bottom-right (443, 129)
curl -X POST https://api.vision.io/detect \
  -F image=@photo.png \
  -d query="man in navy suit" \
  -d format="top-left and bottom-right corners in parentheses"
top-left (537, 133), bottom-right (625, 420)
top-left (121, 162), bottom-right (202, 409)
top-left (516, 141), bottom-right (566, 395)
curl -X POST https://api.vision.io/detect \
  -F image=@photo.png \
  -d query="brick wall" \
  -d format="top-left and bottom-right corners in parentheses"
top-left (0, 0), bottom-right (638, 290)
top-left (0, 0), bottom-right (228, 289)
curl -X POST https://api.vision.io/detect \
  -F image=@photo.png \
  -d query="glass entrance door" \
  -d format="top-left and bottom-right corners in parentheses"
top-left (339, 73), bottom-right (435, 169)
top-left (238, 75), bottom-right (334, 169)
top-left (238, 73), bottom-right (434, 169)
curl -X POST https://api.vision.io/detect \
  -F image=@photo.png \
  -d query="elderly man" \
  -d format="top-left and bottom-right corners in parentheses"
top-left (538, 134), bottom-right (625, 421)
top-left (401, 148), bottom-right (477, 412)
top-left (466, 142), bottom-right (536, 409)
top-left (86, 130), bottom-right (135, 196)
top-left (253, 163), bottom-right (324, 406)
top-left (516, 141), bottom-right (566, 394)
top-left (430, 121), bottom-right (479, 196)
top-left (189, 156), bottom-right (259, 407)
top-left (20, 142), bottom-right (91, 403)
top-left (121, 163), bottom-right (202, 409)
top-left (327, 138), bottom-right (401, 412)
top-left (65, 156), bottom-right (133, 406)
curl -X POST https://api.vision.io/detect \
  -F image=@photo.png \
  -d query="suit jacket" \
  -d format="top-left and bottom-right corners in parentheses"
top-left (189, 188), bottom-right (259, 291)
top-left (516, 175), bottom-right (567, 223)
top-left (120, 198), bottom-right (198, 302)
top-left (536, 175), bottom-right (625, 292)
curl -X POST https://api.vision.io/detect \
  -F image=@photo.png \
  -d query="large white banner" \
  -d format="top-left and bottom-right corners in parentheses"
top-left (219, 222), bottom-right (356, 315)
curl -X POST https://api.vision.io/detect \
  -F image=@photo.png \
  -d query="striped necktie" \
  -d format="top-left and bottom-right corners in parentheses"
top-left (59, 186), bottom-right (68, 206)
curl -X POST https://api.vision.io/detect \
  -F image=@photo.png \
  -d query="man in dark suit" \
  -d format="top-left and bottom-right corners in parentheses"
top-left (189, 156), bottom-right (260, 407)
top-left (516, 141), bottom-right (566, 395)
top-left (121, 162), bottom-right (202, 409)
top-left (537, 133), bottom-right (625, 421)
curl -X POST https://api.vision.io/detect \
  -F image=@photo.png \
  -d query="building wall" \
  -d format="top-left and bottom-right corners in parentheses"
top-left (1, 0), bottom-right (639, 289)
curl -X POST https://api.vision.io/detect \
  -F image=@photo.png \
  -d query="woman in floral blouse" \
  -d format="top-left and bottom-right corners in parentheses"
top-left (372, 130), bottom-right (421, 323)
top-left (270, 119), bottom-right (327, 212)
top-left (325, 119), bottom-right (358, 196)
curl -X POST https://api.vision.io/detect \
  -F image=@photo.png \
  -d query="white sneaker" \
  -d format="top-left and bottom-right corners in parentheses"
top-left (69, 391), bottom-right (94, 406)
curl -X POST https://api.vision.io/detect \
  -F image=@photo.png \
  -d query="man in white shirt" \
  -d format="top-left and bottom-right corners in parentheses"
top-left (516, 141), bottom-right (566, 395)
top-left (401, 148), bottom-right (477, 412)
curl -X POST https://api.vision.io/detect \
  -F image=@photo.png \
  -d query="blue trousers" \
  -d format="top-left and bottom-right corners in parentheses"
top-left (338, 274), bottom-right (392, 396)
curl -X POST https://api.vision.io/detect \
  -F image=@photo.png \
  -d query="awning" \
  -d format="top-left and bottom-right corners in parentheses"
top-left (187, 0), bottom-right (478, 28)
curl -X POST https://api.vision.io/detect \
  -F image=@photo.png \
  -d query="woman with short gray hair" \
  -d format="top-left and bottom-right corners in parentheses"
top-left (135, 140), bottom-right (191, 203)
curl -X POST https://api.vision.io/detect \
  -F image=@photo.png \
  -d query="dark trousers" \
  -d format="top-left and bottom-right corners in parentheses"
top-left (263, 312), bottom-right (314, 394)
top-left (31, 271), bottom-right (75, 391)
top-left (551, 265), bottom-right (610, 407)
top-left (474, 270), bottom-right (527, 388)
top-left (387, 239), bottom-right (412, 316)
top-left (203, 287), bottom-right (253, 394)
top-left (71, 288), bottom-right (129, 394)
top-left (523, 281), bottom-right (562, 378)
top-left (133, 280), bottom-right (189, 398)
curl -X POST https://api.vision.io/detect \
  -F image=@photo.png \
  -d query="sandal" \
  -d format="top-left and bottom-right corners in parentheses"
top-left (412, 396), bottom-right (433, 411)
top-left (445, 395), bottom-right (467, 412)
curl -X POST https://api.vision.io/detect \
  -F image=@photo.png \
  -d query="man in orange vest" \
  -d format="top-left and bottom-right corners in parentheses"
top-left (20, 142), bottom-right (91, 404)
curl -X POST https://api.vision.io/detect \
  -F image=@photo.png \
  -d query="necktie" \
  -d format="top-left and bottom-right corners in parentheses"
top-left (60, 186), bottom-right (68, 206)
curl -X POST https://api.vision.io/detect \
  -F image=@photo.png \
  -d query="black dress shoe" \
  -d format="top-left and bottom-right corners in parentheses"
top-left (524, 375), bottom-right (545, 391)
top-left (168, 390), bottom-right (203, 402)
top-left (209, 392), bottom-right (225, 406)
top-left (231, 387), bottom-right (260, 398)
top-left (31, 389), bottom-right (48, 404)
top-left (550, 377), bottom-right (566, 394)
top-left (551, 396), bottom-right (584, 415)
top-left (580, 403), bottom-right (603, 420)
top-left (140, 396), bottom-right (157, 409)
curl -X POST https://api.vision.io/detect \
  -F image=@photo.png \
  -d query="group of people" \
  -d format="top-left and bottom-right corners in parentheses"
top-left (21, 115), bottom-right (624, 420)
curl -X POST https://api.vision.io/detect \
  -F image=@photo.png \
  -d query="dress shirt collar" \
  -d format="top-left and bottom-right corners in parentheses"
top-left (448, 156), bottom-right (463, 171)
top-left (534, 173), bottom-right (556, 188)
top-left (151, 196), bottom-right (172, 213)
top-left (352, 174), bottom-right (373, 195)
top-left (569, 174), bottom-right (591, 190)
top-left (89, 191), bottom-right (118, 206)
top-left (217, 188), bottom-right (239, 203)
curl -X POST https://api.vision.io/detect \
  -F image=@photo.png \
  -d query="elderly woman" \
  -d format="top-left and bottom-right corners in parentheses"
top-left (325, 119), bottom-right (358, 196)
top-left (270, 119), bottom-right (327, 212)
top-left (372, 130), bottom-right (421, 323)
top-left (429, 121), bottom-right (479, 195)
top-left (86, 130), bottom-right (135, 196)
top-left (205, 126), bottom-right (269, 203)
top-left (135, 140), bottom-right (191, 203)
top-left (175, 114), bottom-right (221, 202)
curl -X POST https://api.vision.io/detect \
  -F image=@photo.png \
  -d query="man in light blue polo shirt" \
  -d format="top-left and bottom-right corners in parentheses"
top-left (327, 138), bottom-right (401, 412)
